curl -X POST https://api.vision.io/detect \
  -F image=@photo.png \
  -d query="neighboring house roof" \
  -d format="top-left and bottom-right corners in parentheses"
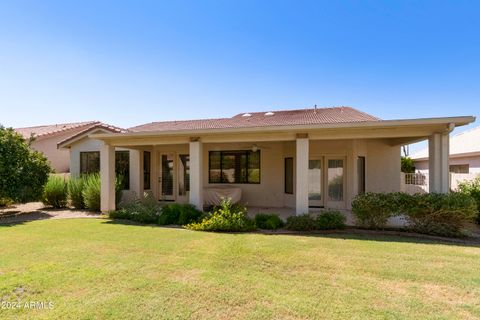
top-left (57, 122), bottom-right (126, 148)
top-left (14, 121), bottom-right (98, 140)
top-left (129, 106), bottom-right (381, 133)
top-left (411, 125), bottom-right (480, 160)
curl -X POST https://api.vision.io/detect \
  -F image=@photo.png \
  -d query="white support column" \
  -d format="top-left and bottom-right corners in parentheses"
top-left (296, 137), bottom-right (309, 215)
top-left (129, 149), bottom-right (142, 199)
top-left (428, 132), bottom-right (450, 193)
top-left (189, 139), bottom-right (204, 210)
top-left (100, 143), bottom-right (116, 212)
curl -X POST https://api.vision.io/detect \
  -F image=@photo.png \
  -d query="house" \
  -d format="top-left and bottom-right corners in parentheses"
top-left (58, 106), bottom-right (475, 214)
top-left (411, 125), bottom-right (480, 189)
top-left (15, 121), bottom-right (124, 173)
top-left (412, 125), bottom-right (480, 174)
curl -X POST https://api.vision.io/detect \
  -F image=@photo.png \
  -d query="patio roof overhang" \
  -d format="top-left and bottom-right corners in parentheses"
top-left (87, 116), bottom-right (475, 147)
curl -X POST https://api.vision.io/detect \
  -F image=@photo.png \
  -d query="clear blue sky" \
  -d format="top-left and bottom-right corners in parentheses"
top-left (1, 0), bottom-right (479, 147)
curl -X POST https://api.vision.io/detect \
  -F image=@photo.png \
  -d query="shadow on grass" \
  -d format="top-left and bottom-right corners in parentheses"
top-left (101, 218), bottom-right (480, 248)
top-left (0, 211), bottom-right (55, 227)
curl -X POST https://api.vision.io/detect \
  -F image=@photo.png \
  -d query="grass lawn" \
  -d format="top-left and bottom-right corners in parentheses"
top-left (0, 219), bottom-right (479, 319)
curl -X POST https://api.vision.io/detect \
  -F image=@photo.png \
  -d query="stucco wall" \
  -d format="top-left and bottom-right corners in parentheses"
top-left (31, 136), bottom-right (71, 173)
top-left (366, 140), bottom-right (401, 192)
top-left (415, 155), bottom-right (480, 174)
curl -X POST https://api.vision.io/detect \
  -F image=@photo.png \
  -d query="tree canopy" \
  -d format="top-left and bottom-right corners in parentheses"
top-left (0, 126), bottom-right (51, 203)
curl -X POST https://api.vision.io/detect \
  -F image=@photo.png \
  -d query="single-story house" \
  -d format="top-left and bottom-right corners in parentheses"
top-left (412, 125), bottom-right (480, 174)
top-left (58, 106), bottom-right (475, 215)
top-left (411, 125), bottom-right (480, 190)
top-left (14, 121), bottom-right (124, 173)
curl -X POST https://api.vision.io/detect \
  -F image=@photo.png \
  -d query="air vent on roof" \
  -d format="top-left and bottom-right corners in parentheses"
top-left (264, 112), bottom-right (274, 116)
top-left (242, 113), bottom-right (252, 117)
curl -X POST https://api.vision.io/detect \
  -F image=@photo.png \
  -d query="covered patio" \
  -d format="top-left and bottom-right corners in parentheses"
top-left (91, 113), bottom-right (474, 215)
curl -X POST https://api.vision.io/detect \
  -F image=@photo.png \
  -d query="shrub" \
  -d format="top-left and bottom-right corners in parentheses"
top-left (0, 126), bottom-right (51, 203)
top-left (254, 213), bottom-right (284, 230)
top-left (285, 214), bottom-right (317, 231)
top-left (68, 176), bottom-right (85, 209)
top-left (83, 174), bottom-right (101, 211)
top-left (351, 193), bottom-right (395, 229)
top-left (458, 177), bottom-right (480, 224)
top-left (110, 196), bottom-right (161, 224)
top-left (186, 198), bottom-right (254, 232)
top-left (316, 210), bottom-right (346, 230)
top-left (403, 192), bottom-right (477, 237)
top-left (82, 174), bottom-right (124, 212)
top-left (42, 175), bottom-right (68, 208)
top-left (0, 197), bottom-right (14, 207)
top-left (158, 203), bottom-right (203, 225)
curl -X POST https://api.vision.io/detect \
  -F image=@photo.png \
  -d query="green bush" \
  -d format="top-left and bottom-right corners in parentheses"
top-left (285, 214), bottom-right (317, 231)
top-left (458, 177), bottom-right (480, 224)
top-left (0, 126), bottom-right (51, 203)
top-left (82, 174), bottom-right (124, 212)
top-left (0, 197), bottom-right (14, 207)
top-left (68, 176), bottom-right (85, 209)
top-left (186, 198), bottom-right (254, 232)
top-left (42, 175), bottom-right (68, 208)
top-left (110, 196), bottom-right (161, 224)
top-left (403, 192), bottom-right (477, 237)
top-left (351, 193), bottom-right (395, 229)
top-left (254, 213), bottom-right (285, 230)
top-left (158, 203), bottom-right (203, 225)
top-left (316, 210), bottom-right (346, 230)
top-left (83, 174), bottom-right (101, 211)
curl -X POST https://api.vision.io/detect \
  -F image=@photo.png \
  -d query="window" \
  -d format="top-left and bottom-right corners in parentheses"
top-left (143, 151), bottom-right (151, 190)
top-left (80, 152), bottom-right (100, 174)
top-left (178, 154), bottom-right (190, 196)
top-left (209, 150), bottom-right (260, 184)
top-left (115, 151), bottom-right (130, 190)
top-left (450, 164), bottom-right (469, 174)
top-left (357, 156), bottom-right (365, 195)
top-left (328, 159), bottom-right (344, 201)
top-left (285, 157), bottom-right (293, 194)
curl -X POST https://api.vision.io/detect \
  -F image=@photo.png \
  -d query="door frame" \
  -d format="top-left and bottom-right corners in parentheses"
top-left (158, 152), bottom-right (176, 201)
top-left (308, 156), bottom-right (325, 207)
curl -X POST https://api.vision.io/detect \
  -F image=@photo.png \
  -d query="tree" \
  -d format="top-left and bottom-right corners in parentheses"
top-left (401, 156), bottom-right (415, 173)
top-left (0, 126), bottom-right (51, 203)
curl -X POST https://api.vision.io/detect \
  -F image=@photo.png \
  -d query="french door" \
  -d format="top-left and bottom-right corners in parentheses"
top-left (308, 158), bottom-right (324, 207)
top-left (159, 153), bottom-right (175, 201)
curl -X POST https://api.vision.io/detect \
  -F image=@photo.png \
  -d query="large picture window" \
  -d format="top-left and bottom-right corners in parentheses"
top-left (80, 152), bottom-right (100, 174)
top-left (328, 159), bottom-right (344, 201)
top-left (209, 150), bottom-right (260, 184)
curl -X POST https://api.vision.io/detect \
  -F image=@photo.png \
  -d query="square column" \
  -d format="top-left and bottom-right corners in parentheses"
top-left (189, 139), bottom-right (204, 210)
top-left (129, 149), bottom-right (142, 199)
top-left (296, 137), bottom-right (309, 215)
top-left (100, 143), bottom-right (116, 212)
top-left (428, 133), bottom-right (450, 193)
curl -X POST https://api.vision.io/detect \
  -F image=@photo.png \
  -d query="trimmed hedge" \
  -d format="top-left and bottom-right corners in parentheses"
top-left (285, 214), bottom-right (317, 231)
top-left (458, 177), bottom-right (480, 224)
top-left (352, 192), bottom-right (477, 237)
top-left (158, 203), bottom-right (203, 225)
top-left (316, 210), bottom-right (346, 230)
top-left (254, 213), bottom-right (284, 230)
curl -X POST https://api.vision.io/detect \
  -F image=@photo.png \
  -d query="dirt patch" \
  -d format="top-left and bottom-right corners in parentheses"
top-left (0, 202), bottom-right (101, 224)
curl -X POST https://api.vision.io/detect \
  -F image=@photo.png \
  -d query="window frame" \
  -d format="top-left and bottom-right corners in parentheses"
top-left (80, 151), bottom-right (100, 175)
top-left (357, 156), bottom-right (366, 195)
top-left (143, 151), bottom-right (151, 190)
top-left (208, 150), bottom-right (261, 184)
top-left (284, 157), bottom-right (294, 194)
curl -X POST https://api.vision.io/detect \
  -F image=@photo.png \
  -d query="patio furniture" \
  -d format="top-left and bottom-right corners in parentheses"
top-left (203, 187), bottom-right (242, 205)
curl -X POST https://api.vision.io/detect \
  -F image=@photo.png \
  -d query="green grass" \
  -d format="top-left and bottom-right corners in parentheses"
top-left (0, 219), bottom-right (479, 319)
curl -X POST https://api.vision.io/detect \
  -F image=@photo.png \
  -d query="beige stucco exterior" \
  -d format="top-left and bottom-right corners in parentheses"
top-left (57, 114), bottom-right (474, 214)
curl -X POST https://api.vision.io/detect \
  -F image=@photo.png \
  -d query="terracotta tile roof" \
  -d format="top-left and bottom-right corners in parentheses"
top-left (15, 121), bottom-right (98, 139)
top-left (57, 122), bottom-right (126, 147)
top-left (129, 106), bottom-right (380, 133)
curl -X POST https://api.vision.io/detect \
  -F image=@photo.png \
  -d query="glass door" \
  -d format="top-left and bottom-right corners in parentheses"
top-left (308, 158), bottom-right (323, 207)
top-left (159, 153), bottom-right (175, 201)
